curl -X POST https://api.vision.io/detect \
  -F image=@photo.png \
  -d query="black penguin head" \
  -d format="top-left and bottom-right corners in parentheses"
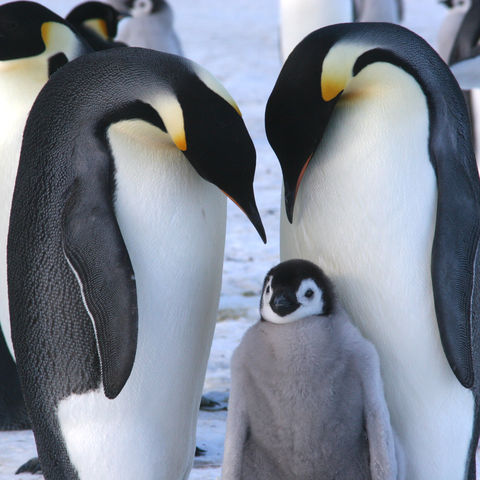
top-left (156, 60), bottom-right (266, 243)
top-left (439, 0), bottom-right (469, 8)
top-left (266, 22), bottom-right (468, 223)
top-left (0, 2), bottom-right (71, 61)
top-left (0, 1), bottom-right (88, 73)
top-left (66, 2), bottom-right (127, 41)
top-left (260, 259), bottom-right (334, 324)
top-left (265, 26), bottom-right (344, 223)
top-left (110, 0), bottom-right (167, 16)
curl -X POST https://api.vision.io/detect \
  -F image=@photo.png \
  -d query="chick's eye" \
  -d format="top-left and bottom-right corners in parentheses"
top-left (266, 285), bottom-right (271, 295)
top-left (305, 289), bottom-right (314, 298)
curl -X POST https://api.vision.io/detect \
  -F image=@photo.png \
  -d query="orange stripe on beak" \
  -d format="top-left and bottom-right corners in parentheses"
top-left (295, 153), bottom-right (312, 199)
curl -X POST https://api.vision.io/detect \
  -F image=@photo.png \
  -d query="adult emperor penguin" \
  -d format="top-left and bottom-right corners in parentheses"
top-left (8, 47), bottom-right (265, 480)
top-left (106, 0), bottom-right (183, 55)
top-left (265, 22), bottom-right (480, 480)
top-left (66, 1), bottom-right (127, 50)
top-left (0, 1), bottom-right (91, 430)
top-left (223, 259), bottom-right (404, 480)
top-left (279, 0), bottom-right (403, 60)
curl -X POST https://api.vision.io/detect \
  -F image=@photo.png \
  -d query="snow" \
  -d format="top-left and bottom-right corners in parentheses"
top-left (0, 0), bottom-right (462, 478)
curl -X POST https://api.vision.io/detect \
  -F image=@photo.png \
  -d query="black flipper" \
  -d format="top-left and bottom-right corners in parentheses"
top-left (16, 457), bottom-right (41, 475)
top-left (62, 143), bottom-right (138, 400)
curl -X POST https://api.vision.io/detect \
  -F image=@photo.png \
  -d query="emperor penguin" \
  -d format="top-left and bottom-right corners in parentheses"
top-left (265, 22), bottom-right (480, 480)
top-left (222, 259), bottom-right (404, 480)
top-left (439, 0), bottom-right (480, 166)
top-left (437, 0), bottom-right (475, 61)
top-left (106, 0), bottom-right (183, 55)
top-left (0, 1), bottom-right (91, 430)
top-left (66, 1), bottom-right (127, 50)
top-left (279, 0), bottom-right (403, 60)
top-left (8, 46), bottom-right (265, 480)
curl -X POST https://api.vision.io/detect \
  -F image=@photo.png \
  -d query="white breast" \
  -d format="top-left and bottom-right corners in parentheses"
top-left (280, 62), bottom-right (474, 480)
top-left (58, 119), bottom-right (226, 480)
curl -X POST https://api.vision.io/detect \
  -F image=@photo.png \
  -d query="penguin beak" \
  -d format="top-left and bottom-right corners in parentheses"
top-left (270, 291), bottom-right (299, 317)
top-left (222, 189), bottom-right (267, 244)
top-left (283, 153), bottom-right (313, 223)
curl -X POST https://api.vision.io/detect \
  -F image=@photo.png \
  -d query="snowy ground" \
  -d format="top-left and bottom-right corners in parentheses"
top-left (0, 0), bottom-right (459, 478)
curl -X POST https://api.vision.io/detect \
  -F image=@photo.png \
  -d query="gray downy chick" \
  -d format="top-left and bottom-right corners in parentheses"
top-left (222, 259), bottom-right (404, 480)
top-left (106, 0), bottom-right (183, 54)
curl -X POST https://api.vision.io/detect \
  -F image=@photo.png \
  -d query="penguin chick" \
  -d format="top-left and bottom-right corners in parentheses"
top-left (222, 259), bottom-right (404, 480)
top-left (106, 0), bottom-right (183, 54)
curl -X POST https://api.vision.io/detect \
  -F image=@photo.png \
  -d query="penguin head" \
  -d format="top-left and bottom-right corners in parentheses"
top-left (0, 1), bottom-right (88, 71)
top-left (145, 58), bottom-right (267, 242)
top-left (66, 1), bottom-right (127, 41)
top-left (109, 0), bottom-right (167, 17)
top-left (439, 0), bottom-right (470, 8)
top-left (265, 22), bottom-right (468, 223)
top-left (260, 259), bottom-right (334, 324)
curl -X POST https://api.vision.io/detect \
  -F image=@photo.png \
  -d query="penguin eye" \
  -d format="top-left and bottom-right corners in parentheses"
top-left (266, 285), bottom-right (271, 295)
top-left (305, 289), bottom-right (314, 299)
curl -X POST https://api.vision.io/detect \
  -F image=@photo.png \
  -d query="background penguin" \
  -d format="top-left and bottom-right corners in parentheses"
top-left (279, 0), bottom-right (403, 61)
top-left (106, 0), bottom-right (183, 54)
top-left (66, 1), bottom-right (127, 50)
top-left (438, 0), bottom-right (480, 166)
top-left (437, 0), bottom-right (474, 61)
top-left (8, 46), bottom-right (265, 480)
top-left (0, 0), bottom-right (92, 432)
top-left (265, 22), bottom-right (480, 480)
top-left (222, 259), bottom-right (404, 480)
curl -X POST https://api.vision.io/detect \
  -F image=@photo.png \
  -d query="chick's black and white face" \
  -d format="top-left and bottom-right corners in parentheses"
top-left (260, 260), bottom-right (333, 324)
top-left (127, 0), bottom-right (165, 16)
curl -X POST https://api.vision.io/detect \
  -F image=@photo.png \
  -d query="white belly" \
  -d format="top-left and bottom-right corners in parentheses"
top-left (0, 67), bottom-right (49, 358)
top-left (280, 64), bottom-right (474, 480)
top-left (279, 0), bottom-right (353, 60)
top-left (58, 120), bottom-right (226, 480)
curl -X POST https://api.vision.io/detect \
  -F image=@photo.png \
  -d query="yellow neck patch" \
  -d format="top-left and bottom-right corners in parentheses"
top-left (321, 42), bottom-right (370, 102)
top-left (150, 92), bottom-right (187, 151)
top-left (84, 19), bottom-right (109, 40)
top-left (41, 21), bottom-right (80, 58)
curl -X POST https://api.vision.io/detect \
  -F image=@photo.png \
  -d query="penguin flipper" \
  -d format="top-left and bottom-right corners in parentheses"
top-left (63, 178), bottom-right (138, 400)
top-left (431, 149), bottom-right (480, 389)
top-left (15, 457), bottom-right (42, 475)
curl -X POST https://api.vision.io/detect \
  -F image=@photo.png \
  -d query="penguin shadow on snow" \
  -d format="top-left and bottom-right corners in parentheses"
top-left (222, 259), bottom-right (405, 480)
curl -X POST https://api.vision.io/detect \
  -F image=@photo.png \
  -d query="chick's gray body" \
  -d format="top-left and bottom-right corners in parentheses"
top-left (224, 307), bottom-right (401, 480)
